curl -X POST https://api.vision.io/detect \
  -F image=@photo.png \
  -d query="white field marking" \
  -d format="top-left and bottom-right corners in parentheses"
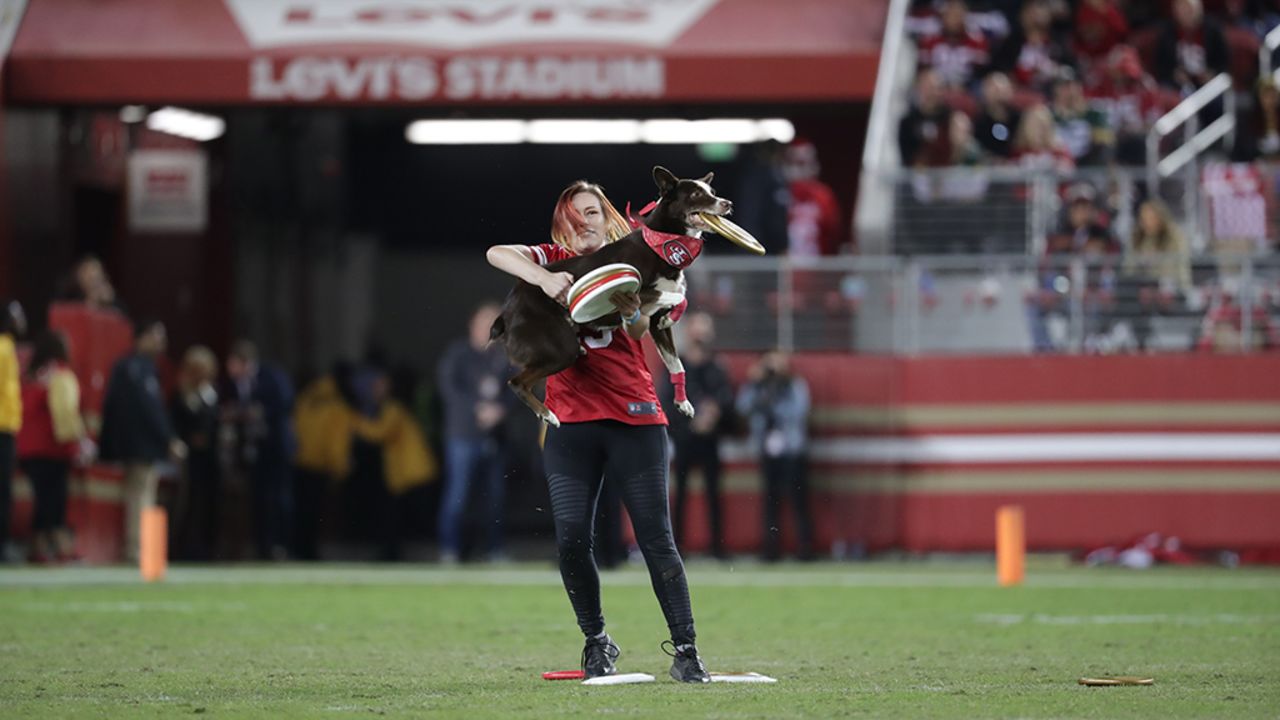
top-left (975, 613), bottom-right (1280, 626)
top-left (2, 565), bottom-right (1279, 591)
top-left (720, 434), bottom-right (1280, 464)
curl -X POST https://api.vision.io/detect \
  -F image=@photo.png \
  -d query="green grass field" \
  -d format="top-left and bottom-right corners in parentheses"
top-left (1, 561), bottom-right (1278, 718)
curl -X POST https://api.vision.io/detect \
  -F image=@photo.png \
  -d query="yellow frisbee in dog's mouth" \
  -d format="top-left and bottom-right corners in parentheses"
top-left (699, 213), bottom-right (766, 255)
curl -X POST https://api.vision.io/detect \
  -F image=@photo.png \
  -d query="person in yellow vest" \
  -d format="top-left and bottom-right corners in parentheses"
top-left (291, 371), bottom-right (353, 560)
top-left (0, 301), bottom-right (27, 563)
top-left (350, 369), bottom-right (437, 561)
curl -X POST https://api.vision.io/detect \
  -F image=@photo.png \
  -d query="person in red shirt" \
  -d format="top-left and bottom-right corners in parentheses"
top-left (16, 332), bottom-right (92, 563)
top-left (782, 140), bottom-right (844, 256)
top-left (916, 0), bottom-right (990, 89)
top-left (1085, 45), bottom-right (1171, 165)
top-left (1073, 0), bottom-right (1129, 70)
top-left (485, 181), bottom-right (709, 683)
top-left (993, 0), bottom-right (1075, 94)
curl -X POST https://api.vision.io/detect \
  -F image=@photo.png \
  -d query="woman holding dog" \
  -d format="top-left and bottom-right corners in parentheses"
top-left (486, 181), bottom-right (710, 683)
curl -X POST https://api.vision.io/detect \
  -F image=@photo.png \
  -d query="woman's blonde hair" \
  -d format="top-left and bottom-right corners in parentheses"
top-left (549, 180), bottom-right (631, 250)
top-left (1014, 105), bottom-right (1057, 153)
top-left (181, 345), bottom-right (218, 387)
top-left (1132, 199), bottom-right (1184, 252)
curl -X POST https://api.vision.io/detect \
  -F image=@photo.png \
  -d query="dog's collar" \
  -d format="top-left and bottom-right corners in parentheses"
top-left (641, 225), bottom-right (703, 269)
top-left (626, 200), bottom-right (703, 270)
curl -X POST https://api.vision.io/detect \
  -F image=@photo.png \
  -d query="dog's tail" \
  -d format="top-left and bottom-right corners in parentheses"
top-left (487, 315), bottom-right (506, 348)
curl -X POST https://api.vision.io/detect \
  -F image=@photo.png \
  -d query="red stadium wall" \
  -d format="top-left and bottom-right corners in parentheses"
top-left (12, 346), bottom-right (1280, 562)
top-left (669, 353), bottom-right (1280, 556)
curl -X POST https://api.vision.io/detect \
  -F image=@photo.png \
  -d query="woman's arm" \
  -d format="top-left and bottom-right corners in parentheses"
top-left (609, 291), bottom-right (648, 339)
top-left (486, 244), bottom-right (574, 305)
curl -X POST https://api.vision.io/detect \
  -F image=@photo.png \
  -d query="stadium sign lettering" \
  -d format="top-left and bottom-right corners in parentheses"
top-left (249, 56), bottom-right (664, 101)
top-left (226, 0), bottom-right (718, 49)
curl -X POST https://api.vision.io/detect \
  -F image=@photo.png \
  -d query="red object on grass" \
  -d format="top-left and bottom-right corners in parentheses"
top-left (542, 670), bottom-right (586, 681)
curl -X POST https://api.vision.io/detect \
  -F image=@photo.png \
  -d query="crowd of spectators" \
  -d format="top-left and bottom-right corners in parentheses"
top-left (899, 0), bottom-right (1280, 353)
top-left (902, 0), bottom-right (1280, 173)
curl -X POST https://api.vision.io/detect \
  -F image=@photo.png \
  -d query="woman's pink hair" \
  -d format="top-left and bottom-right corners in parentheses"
top-left (549, 180), bottom-right (631, 250)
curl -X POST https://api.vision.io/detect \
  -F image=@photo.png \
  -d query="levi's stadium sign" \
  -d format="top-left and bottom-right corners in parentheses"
top-left (226, 0), bottom-right (719, 102)
top-left (250, 55), bottom-right (665, 101)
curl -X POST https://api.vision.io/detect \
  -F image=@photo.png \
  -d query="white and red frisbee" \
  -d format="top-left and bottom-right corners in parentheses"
top-left (567, 263), bottom-right (641, 324)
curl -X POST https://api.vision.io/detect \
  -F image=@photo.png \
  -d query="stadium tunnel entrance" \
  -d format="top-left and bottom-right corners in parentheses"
top-left (1, 0), bottom-right (884, 373)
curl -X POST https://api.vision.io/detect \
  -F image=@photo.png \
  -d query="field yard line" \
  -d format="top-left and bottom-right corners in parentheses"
top-left (975, 612), bottom-right (1280, 625)
top-left (2, 565), bottom-right (1279, 591)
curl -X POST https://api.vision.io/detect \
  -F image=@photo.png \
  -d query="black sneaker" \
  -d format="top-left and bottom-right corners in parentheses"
top-left (663, 641), bottom-right (711, 683)
top-left (581, 634), bottom-right (620, 678)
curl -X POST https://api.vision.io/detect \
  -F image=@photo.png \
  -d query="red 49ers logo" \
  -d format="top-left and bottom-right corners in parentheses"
top-left (663, 241), bottom-right (693, 268)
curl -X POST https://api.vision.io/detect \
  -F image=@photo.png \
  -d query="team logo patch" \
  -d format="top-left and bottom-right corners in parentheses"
top-left (627, 402), bottom-right (658, 416)
top-left (663, 241), bottom-right (692, 268)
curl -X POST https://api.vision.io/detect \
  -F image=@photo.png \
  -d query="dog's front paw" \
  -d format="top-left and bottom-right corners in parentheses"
top-left (542, 411), bottom-right (561, 427)
top-left (676, 400), bottom-right (695, 418)
top-left (654, 313), bottom-right (675, 330)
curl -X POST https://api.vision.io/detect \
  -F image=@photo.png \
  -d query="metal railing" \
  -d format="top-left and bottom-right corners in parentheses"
top-left (854, 0), bottom-right (914, 257)
top-left (1263, 24), bottom-right (1280, 81)
top-left (863, 162), bottom-right (1280, 258)
top-left (682, 253), bottom-right (1280, 355)
top-left (1146, 73), bottom-right (1237, 197)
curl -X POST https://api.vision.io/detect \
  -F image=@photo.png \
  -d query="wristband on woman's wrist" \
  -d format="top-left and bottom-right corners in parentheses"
top-left (624, 308), bottom-right (642, 325)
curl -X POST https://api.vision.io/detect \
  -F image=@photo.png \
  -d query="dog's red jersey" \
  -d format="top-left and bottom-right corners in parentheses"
top-left (529, 242), bottom-right (668, 426)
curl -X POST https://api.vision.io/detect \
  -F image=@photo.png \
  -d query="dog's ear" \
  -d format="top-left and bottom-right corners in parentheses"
top-left (653, 166), bottom-right (678, 195)
top-left (699, 172), bottom-right (714, 185)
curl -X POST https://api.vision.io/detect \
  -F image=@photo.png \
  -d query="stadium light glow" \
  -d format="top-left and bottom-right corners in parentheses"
top-left (119, 105), bottom-right (148, 124)
top-left (526, 120), bottom-right (642, 144)
top-left (758, 119), bottom-right (797, 143)
top-left (640, 119), bottom-right (760, 144)
top-left (402, 118), bottom-right (796, 146)
top-left (145, 107), bottom-right (226, 142)
top-left (405, 119), bottom-right (526, 145)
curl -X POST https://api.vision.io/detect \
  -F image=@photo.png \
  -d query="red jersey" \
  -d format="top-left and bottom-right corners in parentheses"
top-left (917, 30), bottom-right (989, 88)
top-left (16, 364), bottom-right (78, 461)
top-left (1073, 2), bottom-right (1128, 64)
top-left (788, 179), bottom-right (844, 256)
top-left (1086, 77), bottom-right (1167, 135)
top-left (529, 243), bottom-right (668, 426)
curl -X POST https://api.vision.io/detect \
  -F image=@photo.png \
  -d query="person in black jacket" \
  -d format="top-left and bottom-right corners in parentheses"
top-left (223, 340), bottom-right (295, 561)
top-left (170, 346), bottom-right (221, 560)
top-left (100, 319), bottom-right (185, 562)
top-left (898, 68), bottom-right (951, 168)
top-left (664, 312), bottom-right (736, 560)
top-left (1154, 0), bottom-right (1229, 94)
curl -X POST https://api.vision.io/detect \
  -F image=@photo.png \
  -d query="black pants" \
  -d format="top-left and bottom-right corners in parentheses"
top-left (0, 432), bottom-right (13, 545)
top-left (672, 434), bottom-right (725, 556)
top-left (592, 479), bottom-right (627, 569)
top-left (292, 467), bottom-right (328, 561)
top-left (179, 454), bottom-right (221, 561)
top-left (20, 458), bottom-right (70, 533)
top-left (250, 459), bottom-right (293, 559)
top-left (762, 453), bottom-right (814, 559)
top-left (543, 421), bottom-right (695, 644)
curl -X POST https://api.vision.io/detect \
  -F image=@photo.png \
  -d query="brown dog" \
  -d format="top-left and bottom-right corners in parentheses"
top-left (490, 166), bottom-right (735, 426)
